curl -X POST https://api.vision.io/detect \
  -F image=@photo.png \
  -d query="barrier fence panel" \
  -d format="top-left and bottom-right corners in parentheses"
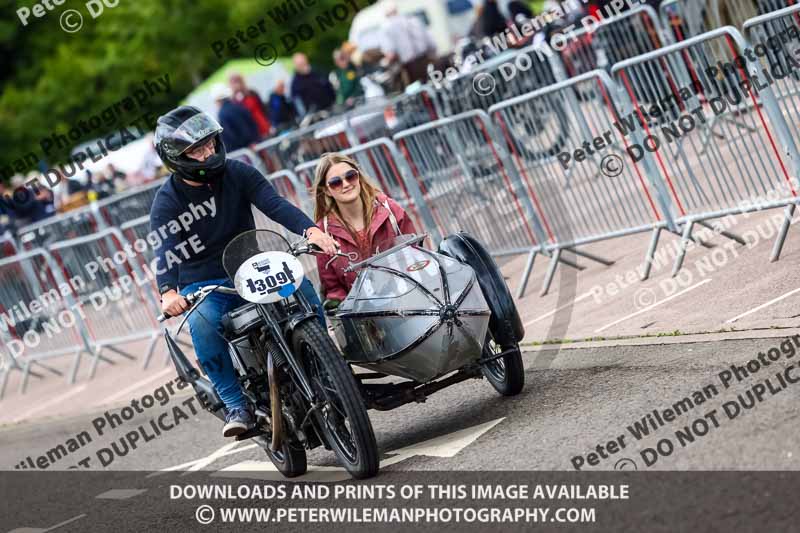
top-left (561, 6), bottom-right (669, 78)
top-left (93, 178), bottom-right (165, 229)
top-left (393, 109), bottom-right (550, 296)
top-left (47, 228), bottom-right (163, 375)
top-left (229, 147), bottom-right (269, 176)
top-left (18, 205), bottom-right (101, 250)
top-left (611, 26), bottom-right (800, 275)
top-left (253, 120), bottom-right (355, 174)
top-left (490, 70), bottom-right (675, 294)
top-left (0, 231), bottom-right (17, 258)
top-left (294, 138), bottom-right (441, 247)
top-left (0, 248), bottom-right (95, 397)
top-left (436, 43), bottom-right (563, 117)
top-left (661, 0), bottom-right (795, 42)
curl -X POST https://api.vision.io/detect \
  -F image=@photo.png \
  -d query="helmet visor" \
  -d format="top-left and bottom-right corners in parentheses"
top-left (158, 114), bottom-right (223, 158)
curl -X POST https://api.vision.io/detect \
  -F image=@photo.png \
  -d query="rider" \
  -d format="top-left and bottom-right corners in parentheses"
top-left (312, 153), bottom-right (416, 308)
top-left (150, 106), bottom-right (338, 437)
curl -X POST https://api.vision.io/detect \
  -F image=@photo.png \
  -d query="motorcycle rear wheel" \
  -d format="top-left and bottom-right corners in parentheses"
top-left (256, 435), bottom-right (307, 478)
top-left (292, 320), bottom-right (379, 479)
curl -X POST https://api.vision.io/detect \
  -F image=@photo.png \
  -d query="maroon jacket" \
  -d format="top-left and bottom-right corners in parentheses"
top-left (316, 194), bottom-right (416, 300)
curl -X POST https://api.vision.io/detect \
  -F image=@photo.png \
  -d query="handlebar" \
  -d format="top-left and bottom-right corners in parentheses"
top-left (156, 286), bottom-right (238, 323)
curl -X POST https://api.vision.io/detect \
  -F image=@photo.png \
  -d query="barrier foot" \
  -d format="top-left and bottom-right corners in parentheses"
top-left (20, 361), bottom-right (32, 394)
top-left (771, 204), bottom-right (795, 262)
top-left (697, 221), bottom-right (746, 246)
top-left (104, 345), bottom-right (137, 360)
top-left (516, 249), bottom-right (538, 299)
top-left (0, 369), bottom-right (10, 400)
top-left (672, 221), bottom-right (694, 277)
top-left (33, 361), bottom-right (63, 377)
top-left (89, 349), bottom-right (118, 380)
top-left (641, 226), bottom-right (663, 281)
top-left (556, 254), bottom-right (583, 270)
top-left (565, 247), bottom-right (614, 266)
top-left (540, 249), bottom-right (561, 297)
top-left (141, 335), bottom-right (160, 370)
top-left (68, 350), bottom-right (83, 385)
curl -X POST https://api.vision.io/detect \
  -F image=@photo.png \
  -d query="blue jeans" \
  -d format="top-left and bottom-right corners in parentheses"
top-left (181, 277), bottom-right (324, 411)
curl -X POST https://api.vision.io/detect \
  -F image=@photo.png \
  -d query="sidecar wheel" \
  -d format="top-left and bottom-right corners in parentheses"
top-left (293, 320), bottom-right (379, 479)
top-left (257, 437), bottom-right (307, 478)
top-left (482, 334), bottom-right (525, 396)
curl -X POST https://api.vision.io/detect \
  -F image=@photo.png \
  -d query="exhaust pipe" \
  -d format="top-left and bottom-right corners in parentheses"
top-left (164, 331), bottom-right (224, 420)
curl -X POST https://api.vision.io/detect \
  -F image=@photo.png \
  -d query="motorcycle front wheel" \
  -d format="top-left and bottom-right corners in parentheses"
top-left (482, 333), bottom-right (525, 396)
top-left (292, 320), bottom-right (379, 479)
top-left (256, 436), bottom-right (307, 478)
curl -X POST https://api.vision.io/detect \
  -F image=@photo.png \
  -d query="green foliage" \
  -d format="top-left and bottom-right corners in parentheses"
top-left (0, 0), bottom-right (361, 179)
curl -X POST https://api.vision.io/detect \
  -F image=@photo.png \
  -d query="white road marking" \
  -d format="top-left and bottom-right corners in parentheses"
top-left (725, 287), bottom-right (800, 324)
top-left (8, 514), bottom-right (87, 533)
top-left (95, 489), bottom-right (147, 500)
top-left (211, 418), bottom-right (506, 481)
top-left (182, 440), bottom-right (243, 475)
top-left (148, 442), bottom-right (259, 476)
top-left (12, 385), bottom-right (88, 423)
top-left (524, 291), bottom-right (595, 327)
top-left (595, 279), bottom-right (712, 333)
top-left (96, 367), bottom-right (174, 406)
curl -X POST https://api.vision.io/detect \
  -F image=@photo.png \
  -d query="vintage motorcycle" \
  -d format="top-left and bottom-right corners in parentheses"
top-left (159, 229), bottom-right (525, 479)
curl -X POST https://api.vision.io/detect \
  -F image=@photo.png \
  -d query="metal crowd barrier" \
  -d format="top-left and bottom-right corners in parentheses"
top-left (436, 42), bottom-right (562, 117)
top-left (229, 147), bottom-right (269, 176)
top-left (254, 119), bottom-right (355, 174)
top-left (611, 26), bottom-right (800, 276)
top-left (47, 228), bottom-right (162, 374)
top-left (661, 0), bottom-right (794, 41)
top-left (93, 178), bottom-right (165, 228)
top-left (0, 231), bottom-right (17, 258)
top-left (393, 110), bottom-right (551, 295)
top-left (0, 247), bottom-right (94, 396)
top-left (489, 70), bottom-right (673, 294)
top-left (18, 204), bottom-right (101, 250)
top-left (560, 5), bottom-right (669, 78)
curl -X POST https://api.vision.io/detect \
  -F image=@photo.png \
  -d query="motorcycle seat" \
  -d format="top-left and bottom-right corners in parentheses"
top-left (221, 303), bottom-right (262, 337)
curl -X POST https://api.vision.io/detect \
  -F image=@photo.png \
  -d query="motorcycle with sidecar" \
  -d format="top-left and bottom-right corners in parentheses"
top-left (159, 229), bottom-right (525, 479)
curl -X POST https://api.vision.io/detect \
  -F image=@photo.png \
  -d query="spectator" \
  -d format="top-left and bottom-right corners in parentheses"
top-left (267, 80), bottom-right (298, 133)
top-left (229, 73), bottom-right (272, 138)
top-left (88, 170), bottom-right (116, 201)
top-left (290, 53), bottom-right (336, 116)
top-left (332, 48), bottom-right (364, 106)
top-left (211, 84), bottom-right (260, 152)
top-left (6, 174), bottom-right (53, 226)
top-left (379, 2), bottom-right (437, 86)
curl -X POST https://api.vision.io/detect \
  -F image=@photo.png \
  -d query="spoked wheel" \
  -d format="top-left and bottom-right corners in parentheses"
top-left (292, 320), bottom-right (379, 479)
top-left (482, 333), bottom-right (525, 396)
top-left (256, 434), bottom-right (307, 478)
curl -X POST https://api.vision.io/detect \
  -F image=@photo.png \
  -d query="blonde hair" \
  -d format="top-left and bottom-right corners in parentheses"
top-left (313, 153), bottom-right (381, 237)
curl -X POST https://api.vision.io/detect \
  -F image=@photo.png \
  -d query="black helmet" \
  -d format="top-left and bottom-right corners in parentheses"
top-left (155, 106), bottom-right (226, 183)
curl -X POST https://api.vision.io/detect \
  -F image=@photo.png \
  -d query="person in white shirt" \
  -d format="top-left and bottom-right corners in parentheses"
top-left (379, 2), bottom-right (437, 86)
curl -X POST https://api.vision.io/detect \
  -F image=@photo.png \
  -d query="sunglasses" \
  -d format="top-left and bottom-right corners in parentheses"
top-left (326, 169), bottom-right (359, 191)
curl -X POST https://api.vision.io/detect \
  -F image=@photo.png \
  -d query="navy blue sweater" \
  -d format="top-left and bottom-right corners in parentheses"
top-left (149, 159), bottom-right (316, 290)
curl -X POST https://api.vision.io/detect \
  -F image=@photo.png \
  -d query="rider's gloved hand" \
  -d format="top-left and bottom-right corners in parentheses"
top-left (161, 289), bottom-right (189, 317)
top-left (307, 227), bottom-right (339, 255)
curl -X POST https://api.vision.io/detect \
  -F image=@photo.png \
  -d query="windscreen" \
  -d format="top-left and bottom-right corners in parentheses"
top-left (222, 229), bottom-right (291, 281)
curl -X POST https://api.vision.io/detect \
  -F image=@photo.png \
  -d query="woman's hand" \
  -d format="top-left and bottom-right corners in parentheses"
top-left (307, 227), bottom-right (339, 255)
top-left (161, 290), bottom-right (189, 317)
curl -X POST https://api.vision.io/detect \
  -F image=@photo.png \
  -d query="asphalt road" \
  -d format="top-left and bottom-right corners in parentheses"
top-left (3, 337), bottom-right (798, 475)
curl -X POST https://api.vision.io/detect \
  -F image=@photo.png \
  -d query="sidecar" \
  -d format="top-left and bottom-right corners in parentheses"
top-left (328, 233), bottom-right (525, 406)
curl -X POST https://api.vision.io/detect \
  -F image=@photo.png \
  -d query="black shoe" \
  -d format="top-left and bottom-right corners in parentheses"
top-left (223, 407), bottom-right (253, 437)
